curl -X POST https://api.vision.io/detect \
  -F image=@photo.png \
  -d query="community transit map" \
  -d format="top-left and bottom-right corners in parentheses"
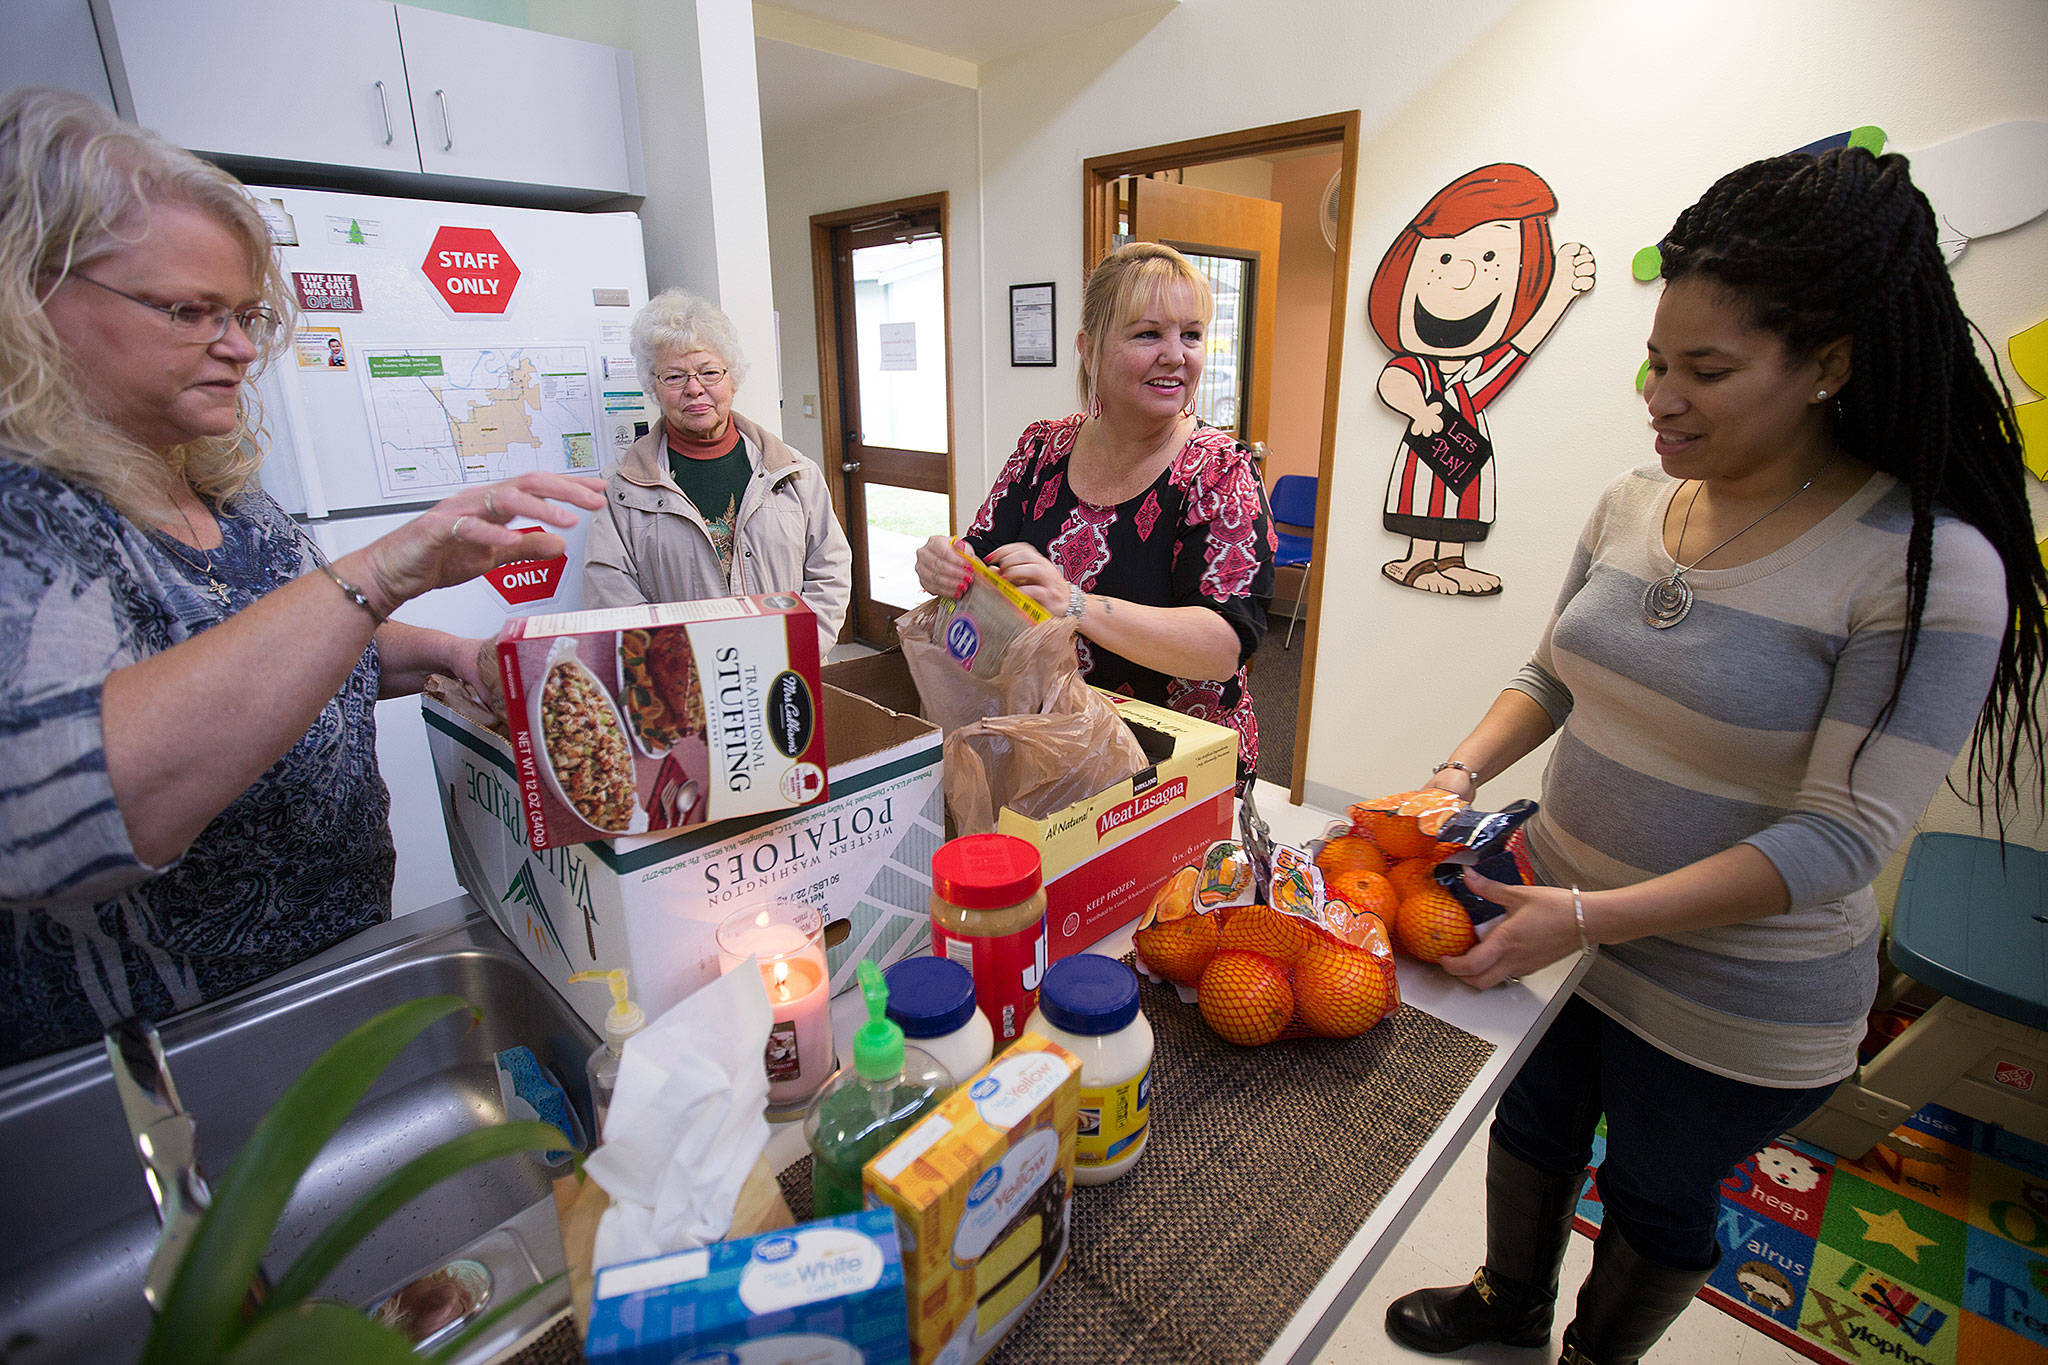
top-left (360, 346), bottom-right (599, 498)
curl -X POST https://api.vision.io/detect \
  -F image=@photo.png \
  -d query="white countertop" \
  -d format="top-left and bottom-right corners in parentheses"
top-left (762, 781), bottom-right (1585, 1364)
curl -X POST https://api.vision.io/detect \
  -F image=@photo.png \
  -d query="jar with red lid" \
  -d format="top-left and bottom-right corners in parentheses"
top-left (928, 833), bottom-right (1048, 1045)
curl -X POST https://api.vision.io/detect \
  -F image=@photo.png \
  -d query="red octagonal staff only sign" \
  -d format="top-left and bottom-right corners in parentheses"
top-left (421, 226), bottom-right (520, 314)
top-left (484, 527), bottom-right (566, 604)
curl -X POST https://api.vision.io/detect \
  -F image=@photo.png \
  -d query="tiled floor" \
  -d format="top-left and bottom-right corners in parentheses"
top-left (1315, 1117), bottom-right (1816, 1363)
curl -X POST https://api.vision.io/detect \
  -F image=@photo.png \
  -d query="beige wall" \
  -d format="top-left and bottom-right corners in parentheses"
top-left (1265, 152), bottom-right (1341, 489)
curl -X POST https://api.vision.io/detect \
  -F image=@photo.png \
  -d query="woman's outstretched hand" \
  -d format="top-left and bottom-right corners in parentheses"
top-left (357, 473), bottom-right (606, 612)
top-left (914, 535), bottom-right (973, 600)
top-left (1439, 868), bottom-right (1585, 990)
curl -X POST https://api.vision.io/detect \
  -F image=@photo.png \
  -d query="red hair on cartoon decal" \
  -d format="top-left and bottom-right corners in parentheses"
top-left (1366, 163), bottom-right (1560, 353)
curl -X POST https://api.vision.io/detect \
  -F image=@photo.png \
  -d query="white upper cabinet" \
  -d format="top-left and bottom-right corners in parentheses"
top-left (395, 6), bottom-right (635, 195)
top-left (93, 0), bottom-right (423, 176)
top-left (90, 0), bottom-right (640, 198)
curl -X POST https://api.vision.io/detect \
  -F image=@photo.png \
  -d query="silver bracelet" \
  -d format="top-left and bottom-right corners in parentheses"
top-left (1065, 583), bottom-right (1085, 621)
top-left (1431, 758), bottom-right (1477, 779)
top-left (319, 563), bottom-right (388, 626)
top-left (1571, 885), bottom-right (1593, 955)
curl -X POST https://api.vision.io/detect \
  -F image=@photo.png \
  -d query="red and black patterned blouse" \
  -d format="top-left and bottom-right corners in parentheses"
top-left (964, 414), bottom-right (1276, 773)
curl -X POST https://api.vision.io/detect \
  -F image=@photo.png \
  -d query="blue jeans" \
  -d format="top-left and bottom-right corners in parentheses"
top-left (1492, 995), bottom-right (1839, 1271)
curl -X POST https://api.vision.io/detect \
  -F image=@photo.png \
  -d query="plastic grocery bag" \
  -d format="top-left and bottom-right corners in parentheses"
top-left (897, 599), bottom-right (1147, 833)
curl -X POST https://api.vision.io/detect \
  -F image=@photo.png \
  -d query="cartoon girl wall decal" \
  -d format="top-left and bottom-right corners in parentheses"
top-left (1368, 164), bottom-right (1594, 596)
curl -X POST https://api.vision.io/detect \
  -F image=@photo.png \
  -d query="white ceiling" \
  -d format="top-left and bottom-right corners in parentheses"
top-left (763, 0), bottom-right (1177, 66)
top-left (754, 39), bottom-right (958, 143)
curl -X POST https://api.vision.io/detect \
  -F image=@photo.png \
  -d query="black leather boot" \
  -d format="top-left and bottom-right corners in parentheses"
top-left (1385, 1139), bottom-right (1590, 1354)
top-left (1556, 1221), bottom-right (1717, 1365)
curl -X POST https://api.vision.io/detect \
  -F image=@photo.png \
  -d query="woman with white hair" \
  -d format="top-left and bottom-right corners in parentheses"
top-left (582, 289), bottom-right (851, 649)
top-left (0, 89), bottom-right (604, 1066)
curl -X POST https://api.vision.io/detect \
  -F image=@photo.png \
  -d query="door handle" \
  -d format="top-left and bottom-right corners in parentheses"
top-left (435, 89), bottom-right (454, 151)
top-left (841, 461), bottom-right (862, 474)
top-left (373, 80), bottom-right (394, 146)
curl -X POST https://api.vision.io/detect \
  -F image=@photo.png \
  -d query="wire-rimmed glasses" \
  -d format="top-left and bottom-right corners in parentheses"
top-left (71, 274), bottom-right (283, 346)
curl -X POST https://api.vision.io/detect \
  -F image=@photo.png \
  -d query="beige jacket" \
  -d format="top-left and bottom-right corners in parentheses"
top-left (581, 413), bottom-right (852, 650)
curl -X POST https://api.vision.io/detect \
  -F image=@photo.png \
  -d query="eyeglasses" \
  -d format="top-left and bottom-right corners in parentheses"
top-left (71, 274), bottom-right (283, 346)
top-left (653, 366), bottom-right (730, 392)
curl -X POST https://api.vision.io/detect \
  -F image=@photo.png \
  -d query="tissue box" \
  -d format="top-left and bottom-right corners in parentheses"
top-left (424, 655), bottom-right (942, 1036)
top-left (497, 595), bottom-right (827, 849)
top-left (863, 1035), bottom-right (1081, 1365)
top-left (1000, 695), bottom-right (1237, 962)
top-left (585, 1209), bottom-right (910, 1365)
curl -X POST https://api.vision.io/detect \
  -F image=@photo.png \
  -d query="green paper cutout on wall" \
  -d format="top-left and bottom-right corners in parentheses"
top-left (2011, 317), bottom-right (2048, 482)
top-left (1369, 164), bottom-right (1594, 598)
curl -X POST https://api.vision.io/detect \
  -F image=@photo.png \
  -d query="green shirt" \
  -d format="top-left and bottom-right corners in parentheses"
top-left (666, 435), bottom-right (751, 578)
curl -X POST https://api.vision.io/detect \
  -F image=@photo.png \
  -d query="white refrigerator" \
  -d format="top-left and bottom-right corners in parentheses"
top-left (249, 185), bottom-right (655, 914)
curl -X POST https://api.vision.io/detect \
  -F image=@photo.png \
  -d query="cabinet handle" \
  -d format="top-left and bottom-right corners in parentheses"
top-left (373, 80), bottom-right (394, 146)
top-left (435, 89), bottom-right (453, 152)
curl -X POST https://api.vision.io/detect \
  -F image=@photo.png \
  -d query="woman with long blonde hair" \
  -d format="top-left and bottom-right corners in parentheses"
top-left (0, 89), bottom-right (604, 1066)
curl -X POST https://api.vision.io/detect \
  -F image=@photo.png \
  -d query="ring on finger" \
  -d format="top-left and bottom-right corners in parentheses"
top-left (452, 514), bottom-right (471, 540)
top-left (484, 490), bottom-right (499, 520)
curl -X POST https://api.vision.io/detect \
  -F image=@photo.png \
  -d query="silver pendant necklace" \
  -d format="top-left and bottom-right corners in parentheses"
top-left (154, 499), bottom-right (233, 608)
top-left (1642, 453), bottom-right (1834, 629)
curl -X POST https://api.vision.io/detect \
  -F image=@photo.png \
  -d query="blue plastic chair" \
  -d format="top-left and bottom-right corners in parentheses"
top-left (1270, 475), bottom-right (1317, 649)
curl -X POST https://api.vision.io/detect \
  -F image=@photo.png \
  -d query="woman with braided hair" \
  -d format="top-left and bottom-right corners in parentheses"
top-left (1386, 146), bottom-right (2044, 1364)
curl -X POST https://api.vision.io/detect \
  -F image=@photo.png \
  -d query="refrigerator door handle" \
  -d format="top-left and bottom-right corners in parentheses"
top-left (435, 89), bottom-right (454, 152)
top-left (373, 81), bottom-right (395, 147)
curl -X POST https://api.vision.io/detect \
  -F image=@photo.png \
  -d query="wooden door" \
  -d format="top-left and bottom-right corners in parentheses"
top-left (817, 200), bottom-right (954, 645)
top-left (1128, 178), bottom-right (1282, 444)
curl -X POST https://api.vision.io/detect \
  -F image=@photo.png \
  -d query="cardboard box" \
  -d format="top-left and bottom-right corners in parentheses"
top-left (425, 660), bottom-right (941, 1036)
top-left (996, 696), bottom-right (1237, 961)
top-left (864, 1035), bottom-right (1080, 1365)
top-left (584, 1208), bottom-right (910, 1365)
top-left (498, 595), bottom-right (827, 849)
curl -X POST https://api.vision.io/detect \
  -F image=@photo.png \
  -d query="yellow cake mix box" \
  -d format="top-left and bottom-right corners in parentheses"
top-left (863, 1034), bottom-right (1080, 1365)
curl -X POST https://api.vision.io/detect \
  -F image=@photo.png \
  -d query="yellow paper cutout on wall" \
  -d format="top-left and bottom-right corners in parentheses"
top-left (2011, 318), bottom-right (2048, 481)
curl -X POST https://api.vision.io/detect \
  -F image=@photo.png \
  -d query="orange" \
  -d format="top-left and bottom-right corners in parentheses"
top-left (1294, 939), bottom-right (1394, 1037)
top-left (1198, 950), bottom-right (1295, 1046)
top-left (1217, 903), bottom-right (1309, 967)
top-left (1386, 857), bottom-right (1442, 902)
top-left (1395, 887), bottom-right (1478, 963)
top-left (1133, 908), bottom-right (1220, 985)
top-left (1325, 869), bottom-right (1398, 922)
top-left (1315, 834), bottom-right (1387, 880)
top-left (1144, 866), bottom-right (1200, 924)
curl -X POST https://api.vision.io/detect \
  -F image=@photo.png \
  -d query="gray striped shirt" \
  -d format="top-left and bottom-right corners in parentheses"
top-left (1509, 466), bottom-right (2004, 1086)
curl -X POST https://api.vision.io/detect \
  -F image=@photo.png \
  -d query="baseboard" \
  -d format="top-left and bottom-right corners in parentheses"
top-left (1302, 778), bottom-right (1363, 816)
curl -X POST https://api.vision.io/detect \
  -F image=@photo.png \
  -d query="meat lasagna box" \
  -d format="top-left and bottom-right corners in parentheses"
top-left (497, 594), bottom-right (827, 849)
top-left (863, 1035), bottom-right (1080, 1365)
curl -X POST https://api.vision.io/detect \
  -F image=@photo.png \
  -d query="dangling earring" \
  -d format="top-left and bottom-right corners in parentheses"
top-left (1086, 379), bottom-right (1101, 420)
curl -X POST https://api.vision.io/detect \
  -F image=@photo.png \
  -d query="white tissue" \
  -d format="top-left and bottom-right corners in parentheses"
top-left (583, 960), bottom-right (773, 1266)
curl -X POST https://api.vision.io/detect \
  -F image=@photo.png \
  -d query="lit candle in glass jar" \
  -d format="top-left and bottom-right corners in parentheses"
top-left (716, 899), bottom-right (835, 1118)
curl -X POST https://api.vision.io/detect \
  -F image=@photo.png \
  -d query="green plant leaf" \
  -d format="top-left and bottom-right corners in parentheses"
top-left (142, 995), bottom-right (475, 1365)
top-left (220, 1299), bottom-right (419, 1364)
top-left (266, 1121), bottom-right (568, 1310)
top-left (426, 1272), bottom-right (565, 1363)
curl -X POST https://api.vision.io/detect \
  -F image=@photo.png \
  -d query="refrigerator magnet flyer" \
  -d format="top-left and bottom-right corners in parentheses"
top-left (295, 327), bottom-right (347, 371)
top-left (1367, 164), bottom-right (1594, 598)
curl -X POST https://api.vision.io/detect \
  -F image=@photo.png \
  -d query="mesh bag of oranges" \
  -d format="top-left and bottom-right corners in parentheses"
top-left (1132, 840), bottom-right (1401, 1047)
top-left (1322, 790), bottom-right (1542, 966)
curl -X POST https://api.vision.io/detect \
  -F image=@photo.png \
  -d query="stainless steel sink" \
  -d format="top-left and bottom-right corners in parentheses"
top-left (0, 896), bottom-right (598, 1364)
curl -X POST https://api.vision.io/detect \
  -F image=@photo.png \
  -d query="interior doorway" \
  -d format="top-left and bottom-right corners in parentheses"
top-left (1084, 114), bottom-right (1360, 803)
top-left (810, 193), bottom-right (955, 645)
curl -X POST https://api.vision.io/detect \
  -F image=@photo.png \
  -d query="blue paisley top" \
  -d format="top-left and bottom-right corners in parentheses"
top-left (0, 456), bottom-right (393, 1067)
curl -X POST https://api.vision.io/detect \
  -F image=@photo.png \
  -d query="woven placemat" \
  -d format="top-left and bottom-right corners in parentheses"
top-left (779, 963), bottom-right (1495, 1364)
top-left (500, 1312), bottom-right (582, 1365)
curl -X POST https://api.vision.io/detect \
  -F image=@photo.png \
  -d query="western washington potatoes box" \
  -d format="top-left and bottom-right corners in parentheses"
top-left (424, 659), bottom-right (941, 1035)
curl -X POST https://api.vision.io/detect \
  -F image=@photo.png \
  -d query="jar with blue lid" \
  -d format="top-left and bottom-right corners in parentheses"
top-left (883, 956), bottom-right (994, 1091)
top-left (1026, 954), bottom-right (1153, 1184)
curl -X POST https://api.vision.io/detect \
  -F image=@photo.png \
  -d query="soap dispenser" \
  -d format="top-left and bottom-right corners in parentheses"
top-left (569, 968), bottom-right (646, 1138)
top-left (803, 960), bottom-right (951, 1217)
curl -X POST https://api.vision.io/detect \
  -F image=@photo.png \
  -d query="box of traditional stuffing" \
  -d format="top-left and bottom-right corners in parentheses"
top-left (423, 652), bottom-right (942, 1038)
top-left (584, 1208), bottom-right (911, 1365)
top-left (497, 594), bottom-right (828, 849)
top-left (863, 1035), bottom-right (1081, 1365)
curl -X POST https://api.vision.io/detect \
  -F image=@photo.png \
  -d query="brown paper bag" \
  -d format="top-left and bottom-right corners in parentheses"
top-left (550, 1156), bottom-right (794, 1334)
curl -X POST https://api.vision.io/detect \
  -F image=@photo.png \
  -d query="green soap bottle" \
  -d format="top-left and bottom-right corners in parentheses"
top-left (803, 960), bottom-right (951, 1217)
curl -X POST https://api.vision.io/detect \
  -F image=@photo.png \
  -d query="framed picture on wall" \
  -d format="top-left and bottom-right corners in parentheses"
top-left (1010, 282), bottom-right (1056, 366)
